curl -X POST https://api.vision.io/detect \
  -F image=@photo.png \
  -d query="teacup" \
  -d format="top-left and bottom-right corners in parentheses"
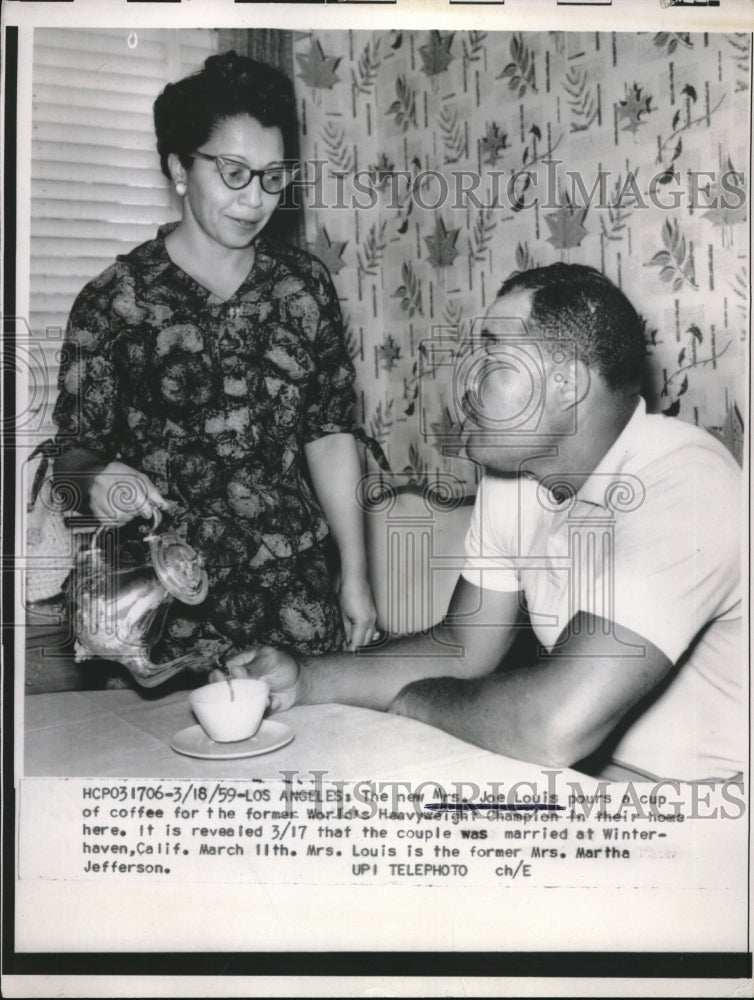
top-left (189, 678), bottom-right (270, 743)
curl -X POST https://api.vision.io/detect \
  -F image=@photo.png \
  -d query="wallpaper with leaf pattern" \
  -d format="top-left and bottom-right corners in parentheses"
top-left (292, 30), bottom-right (749, 489)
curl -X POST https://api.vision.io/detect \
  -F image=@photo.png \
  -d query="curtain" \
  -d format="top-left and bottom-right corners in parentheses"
top-left (30, 27), bottom-right (218, 439)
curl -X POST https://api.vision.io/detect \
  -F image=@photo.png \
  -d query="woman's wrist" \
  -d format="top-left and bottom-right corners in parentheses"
top-left (337, 556), bottom-right (370, 583)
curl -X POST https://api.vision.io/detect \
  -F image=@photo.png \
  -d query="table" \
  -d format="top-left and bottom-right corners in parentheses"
top-left (19, 689), bottom-right (747, 959)
top-left (23, 688), bottom-right (592, 789)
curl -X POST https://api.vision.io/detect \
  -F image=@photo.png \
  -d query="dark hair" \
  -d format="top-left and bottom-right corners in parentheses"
top-left (153, 51), bottom-right (298, 179)
top-left (497, 263), bottom-right (646, 392)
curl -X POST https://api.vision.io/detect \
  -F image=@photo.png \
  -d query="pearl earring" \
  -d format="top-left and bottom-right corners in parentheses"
top-left (175, 181), bottom-right (187, 197)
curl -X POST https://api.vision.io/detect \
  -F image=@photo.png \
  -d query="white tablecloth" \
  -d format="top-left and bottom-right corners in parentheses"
top-left (23, 688), bottom-right (592, 789)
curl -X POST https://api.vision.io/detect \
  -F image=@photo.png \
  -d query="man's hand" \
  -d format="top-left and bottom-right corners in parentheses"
top-left (89, 461), bottom-right (167, 526)
top-left (209, 646), bottom-right (301, 713)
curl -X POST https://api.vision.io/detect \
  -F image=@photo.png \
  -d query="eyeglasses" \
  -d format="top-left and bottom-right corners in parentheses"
top-left (189, 152), bottom-right (299, 194)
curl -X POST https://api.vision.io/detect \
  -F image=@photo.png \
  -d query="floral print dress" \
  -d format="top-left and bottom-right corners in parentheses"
top-left (53, 224), bottom-right (356, 664)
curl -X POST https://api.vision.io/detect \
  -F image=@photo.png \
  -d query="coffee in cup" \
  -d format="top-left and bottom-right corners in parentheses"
top-left (189, 677), bottom-right (270, 742)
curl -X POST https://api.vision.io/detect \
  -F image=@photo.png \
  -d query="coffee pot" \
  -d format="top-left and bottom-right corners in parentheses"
top-left (71, 509), bottom-right (210, 687)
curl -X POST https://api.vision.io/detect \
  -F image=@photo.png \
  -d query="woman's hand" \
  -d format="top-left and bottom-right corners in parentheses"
top-left (89, 461), bottom-right (167, 526)
top-left (338, 574), bottom-right (379, 651)
top-left (209, 646), bottom-right (301, 713)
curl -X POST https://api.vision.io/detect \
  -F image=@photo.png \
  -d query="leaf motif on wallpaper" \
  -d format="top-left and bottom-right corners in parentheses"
top-left (662, 399), bottom-right (681, 417)
top-left (403, 348), bottom-right (445, 418)
top-left (700, 158), bottom-right (748, 228)
top-left (513, 241), bottom-right (539, 275)
top-left (646, 218), bottom-right (697, 291)
top-left (387, 75), bottom-right (418, 132)
top-left (497, 32), bottom-right (538, 98)
top-left (309, 225), bottom-right (348, 275)
top-left (469, 204), bottom-right (498, 262)
top-left (509, 128), bottom-right (563, 212)
top-left (599, 172), bottom-right (637, 242)
top-left (440, 299), bottom-right (463, 334)
top-left (562, 67), bottom-right (598, 133)
top-left (727, 34), bottom-right (751, 92)
top-left (367, 153), bottom-right (396, 191)
top-left (402, 442), bottom-right (429, 483)
top-left (341, 313), bottom-right (360, 362)
top-left (653, 32), bottom-right (693, 54)
top-left (296, 38), bottom-right (342, 90)
top-left (419, 31), bottom-right (455, 77)
top-left (404, 383), bottom-right (419, 418)
top-left (368, 399), bottom-right (394, 446)
top-left (656, 87), bottom-right (725, 168)
top-left (424, 216), bottom-right (461, 269)
top-left (438, 104), bottom-right (467, 164)
top-left (429, 407), bottom-right (464, 454)
top-left (479, 122), bottom-right (509, 165)
top-left (394, 162), bottom-right (423, 234)
top-left (544, 194), bottom-right (589, 251)
top-left (638, 314), bottom-right (660, 356)
top-left (321, 120), bottom-right (354, 174)
top-left (352, 38), bottom-right (382, 97)
top-left (357, 221), bottom-right (388, 276)
top-left (732, 265), bottom-right (749, 320)
top-left (393, 261), bottom-right (424, 317)
top-left (660, 323), bottom-right (732, 416)
top-left (376, 334), bottom-right (402, 373)
top-left (616, 82), bottom-right (655, 135)
top-left (463, 31), bottom-right (487, 65)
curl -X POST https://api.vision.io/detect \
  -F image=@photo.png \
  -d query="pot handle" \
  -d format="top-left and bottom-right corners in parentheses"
top-left (89, 506), bottom-right (164, 552)
top-left (143, 506), bottom-right (163, 540)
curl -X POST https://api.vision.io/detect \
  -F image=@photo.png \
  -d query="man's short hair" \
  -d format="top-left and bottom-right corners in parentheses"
top-left (497, 263), bottom-right (646, 392)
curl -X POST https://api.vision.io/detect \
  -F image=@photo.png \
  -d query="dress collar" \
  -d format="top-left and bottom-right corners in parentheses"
top-left (118, 223), bottom-right (269, 295)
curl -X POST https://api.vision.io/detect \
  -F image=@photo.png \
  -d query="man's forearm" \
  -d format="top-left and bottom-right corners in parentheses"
top-left (297, 626), bottom-right (489, 711)
top-left (386, 616), bottom-right (675, 767)
top-left (386, 671), bottom-right (549, 761)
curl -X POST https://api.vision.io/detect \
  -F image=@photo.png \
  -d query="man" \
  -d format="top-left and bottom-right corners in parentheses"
top-left (218, 264), bottom-right (744, 782)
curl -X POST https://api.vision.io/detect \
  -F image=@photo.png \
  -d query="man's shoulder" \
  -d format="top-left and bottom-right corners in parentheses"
top-left (631, 411), bottom-right (741, 488)
top-left (620, 413), bottom-right (742, 557)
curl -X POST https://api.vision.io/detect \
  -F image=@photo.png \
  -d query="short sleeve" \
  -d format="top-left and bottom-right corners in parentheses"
top-left (589, 451), bottom-right (742, 662)
top-left (461, 474), bottom-right (523, 592)
top-left (302, 258), bottom-right (356, 442)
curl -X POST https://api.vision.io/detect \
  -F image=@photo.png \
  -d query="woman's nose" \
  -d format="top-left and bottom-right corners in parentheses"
top-left (238, 175), bottom-right (264, 206)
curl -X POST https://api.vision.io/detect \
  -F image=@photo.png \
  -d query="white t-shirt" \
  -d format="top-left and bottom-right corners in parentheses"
top-left (461, 399), bottom-right (744, 781)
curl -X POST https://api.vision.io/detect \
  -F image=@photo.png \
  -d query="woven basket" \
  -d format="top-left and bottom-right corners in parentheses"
top-left (25, 473), bottom-right (75, 603)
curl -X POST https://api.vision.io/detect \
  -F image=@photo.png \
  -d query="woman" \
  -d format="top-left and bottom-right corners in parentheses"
top-left (53, 51), bottom-right (377, 675)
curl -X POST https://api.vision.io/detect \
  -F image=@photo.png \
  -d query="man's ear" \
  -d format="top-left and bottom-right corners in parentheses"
top-left (556, 357), bottom-right (590, 411)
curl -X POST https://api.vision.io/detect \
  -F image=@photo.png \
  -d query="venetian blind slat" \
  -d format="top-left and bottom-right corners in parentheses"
top-left (28, 28), bottom-right (218, 440)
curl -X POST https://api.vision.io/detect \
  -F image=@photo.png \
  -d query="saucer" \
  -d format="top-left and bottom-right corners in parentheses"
top-left (170, 719), bottom-right (294, 760)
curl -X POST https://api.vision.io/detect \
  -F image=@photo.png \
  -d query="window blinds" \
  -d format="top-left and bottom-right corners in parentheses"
top-left (29, 27), bottom-right (218, 438)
